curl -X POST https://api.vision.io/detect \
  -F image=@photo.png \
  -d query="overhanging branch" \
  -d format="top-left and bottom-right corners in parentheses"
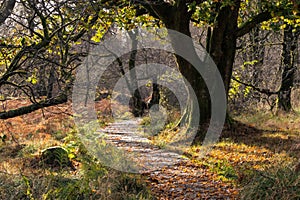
top-left (236, 11), bottom-right (272, 38)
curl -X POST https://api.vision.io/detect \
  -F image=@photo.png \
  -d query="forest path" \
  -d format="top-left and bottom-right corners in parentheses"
top-left (97, 119), bottom-right (237, 199)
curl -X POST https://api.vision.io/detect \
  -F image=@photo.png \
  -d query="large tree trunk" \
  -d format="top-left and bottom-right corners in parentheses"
top-left (154, 3), bottom-right (211, 142)
top-left (278, 25), bottom-right (299, 112)
top-left (164, 4), bottom-right (211, 124)
top-left (140, 0), bottom-right (245, 141)
top-left (208, 1), bottom-right (241, 96)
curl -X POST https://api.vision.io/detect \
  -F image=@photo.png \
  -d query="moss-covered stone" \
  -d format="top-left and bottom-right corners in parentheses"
top-left (41, 146), bottom-right (73, 169)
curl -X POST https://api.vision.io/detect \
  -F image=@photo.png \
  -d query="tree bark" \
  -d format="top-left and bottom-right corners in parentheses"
top-left (278, 25), bottom-right (299, 112)
top-left (0, 94), bottom-right (67, 119)
top-left (160, 3), bottom-right (211, 125)
top-left (0, 0), bottom-right (16, 25)
top-left (209, 1), bottom-right (241, 96)
top-left (149, 76), bottom-right (160, 110)
top-left (138, 0), bottom-right (275, 141)
top-left (249, 26), bottom-right (265, 87)
top-left (141, 2), bottom-right (210, 142)
top-left (47, 66), bottom-right (56, 99)
top-left (128, 29), bottom-right (145, 117)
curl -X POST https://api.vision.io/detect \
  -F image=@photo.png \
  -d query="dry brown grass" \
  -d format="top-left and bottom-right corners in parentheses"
top-left (0, 99), bottom-right (152, 199)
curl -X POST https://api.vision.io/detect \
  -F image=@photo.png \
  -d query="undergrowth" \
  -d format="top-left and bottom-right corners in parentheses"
top-left (147, 109), bottom-right (300, 197)
top-left (240, 164), bottom-right (300, 200)
top-left (0, 111), bottom-right (152, 200)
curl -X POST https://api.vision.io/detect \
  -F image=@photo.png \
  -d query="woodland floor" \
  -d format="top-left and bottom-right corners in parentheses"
top-left (97, 119), bottom-right (238, 199)
top-left (0, 99), bottom-right (299, 199)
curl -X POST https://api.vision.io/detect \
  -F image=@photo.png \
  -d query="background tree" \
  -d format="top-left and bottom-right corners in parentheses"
top-left (231, 6), bottom-right (300, 113)
top-left (278, 21), bottom-right (300, 112)
top-left (0, 0), bottom-right (16, 25)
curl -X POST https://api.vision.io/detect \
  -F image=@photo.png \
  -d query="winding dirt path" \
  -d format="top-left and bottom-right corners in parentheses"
top-left (98, 119), bottom-right (238, 199)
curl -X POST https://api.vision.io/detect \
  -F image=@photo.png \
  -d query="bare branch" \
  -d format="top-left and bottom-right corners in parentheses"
top-left (232, 76), bottom-right (278, 96)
